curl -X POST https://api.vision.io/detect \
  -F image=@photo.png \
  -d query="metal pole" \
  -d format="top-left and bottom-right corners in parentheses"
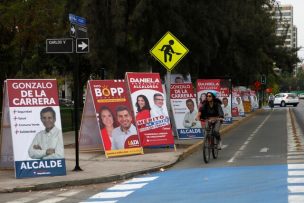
top-left (100, 67), bottom-right (105, 80)
top-left (73, 47), bottom-right (82, 171)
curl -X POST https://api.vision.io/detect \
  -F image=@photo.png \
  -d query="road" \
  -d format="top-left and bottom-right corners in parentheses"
top-left (2, 101), bottom-right (304, 202)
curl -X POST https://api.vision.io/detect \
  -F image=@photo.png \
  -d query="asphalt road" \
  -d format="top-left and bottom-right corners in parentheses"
top-left (2, 102), bottom-right (304, 203)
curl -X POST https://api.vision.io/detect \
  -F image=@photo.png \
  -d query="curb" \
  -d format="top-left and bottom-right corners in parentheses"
top-left (2, 110), bottom-right (263, 193)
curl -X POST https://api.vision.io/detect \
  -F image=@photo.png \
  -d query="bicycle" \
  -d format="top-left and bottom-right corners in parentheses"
top-left (202, 118), bottom-right (221, 163)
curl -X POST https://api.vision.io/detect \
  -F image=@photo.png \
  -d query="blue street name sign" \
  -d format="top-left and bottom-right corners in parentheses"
top-left (69, 13), bottom-right (87, 27)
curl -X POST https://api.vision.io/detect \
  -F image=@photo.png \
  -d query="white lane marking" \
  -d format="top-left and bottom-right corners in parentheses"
top-left (260, 147), bottom-right (269, 153)
top-left (227, 114), bottom-right (271, 163)
top-left (57, 189), bottom-right (84, 197)
top-left (37, 197), bottom-right (66, 203)
top-left (90, 191), bottom-right (134, 199)
top-left (289, 195), bottom-right (304, 203)
top-left (288, 178), bottom-right (304, 184)
top-left (108, 183), bottom-right (147, 190)
top-left (6, 197), bottom-right (35, 203)
top-left (288, 186), bottom-right (304, 193)
top-left (288, 152), bottom-right (304, 155)
top-left (288, 164), bottom-right (304, 170)
top-left (222, 145), bottom-right (228, 149)
top-left (124, 176), bottom-right (158, 183)
top-left (288, 170), bottom-right (304, 176)
top-left (288, 155), bottom-right (304, 160)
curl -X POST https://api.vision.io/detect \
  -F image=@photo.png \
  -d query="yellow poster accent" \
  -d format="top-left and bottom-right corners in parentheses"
top-left (150, 32), bottom-right (189, 71)
top-left (105, 147), bottom-right (144, 158)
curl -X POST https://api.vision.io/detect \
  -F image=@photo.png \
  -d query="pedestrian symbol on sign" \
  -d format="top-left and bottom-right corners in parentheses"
top-left (159, 40), bottom-right (182, 62)
top-left (150, 32), bottom-right (188, 71)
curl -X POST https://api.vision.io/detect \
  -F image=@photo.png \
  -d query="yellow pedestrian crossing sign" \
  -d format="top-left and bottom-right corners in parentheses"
top-left (150, 32), bottom-right (189, 71)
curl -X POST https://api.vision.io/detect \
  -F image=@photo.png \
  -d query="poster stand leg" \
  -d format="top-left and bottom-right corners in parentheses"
top-left (73, 53), bottom-right (82, 171)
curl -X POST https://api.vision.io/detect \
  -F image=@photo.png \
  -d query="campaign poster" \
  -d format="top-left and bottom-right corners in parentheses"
top-left (6, 79), bottom-right (66, 179)
top-left (250, 90), bottom-right (259, 110)
top-left (241, 90), bottom-right (252, 113)
top-left (126, 72), bottom-right (175, 147)
top-left (82, 80), bottom-right (143, 158)
top-left (170, 83), bottom-right (203, 139)
top-left (196, 79), bottom-right (221, 110)
top-left (170, 73), bottom-right (192, 84)
top-left (219, 79), bottom-right (232, 124)
top-left (232, 89), bottom-right (245, 117)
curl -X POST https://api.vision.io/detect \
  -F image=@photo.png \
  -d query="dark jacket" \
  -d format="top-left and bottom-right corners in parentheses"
top-left (200, 99), bottom-right (224, 120)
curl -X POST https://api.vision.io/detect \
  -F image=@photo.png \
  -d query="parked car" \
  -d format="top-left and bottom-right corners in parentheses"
top-left (59, 98), bottom-right (74, 107)
top-left (298, 93), bottom-right (304, 99)
top-left (273, 93), bottom-right (299, 107)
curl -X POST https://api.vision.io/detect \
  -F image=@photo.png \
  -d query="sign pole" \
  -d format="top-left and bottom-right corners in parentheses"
top-left (73, 47), bottom-right (82, 171)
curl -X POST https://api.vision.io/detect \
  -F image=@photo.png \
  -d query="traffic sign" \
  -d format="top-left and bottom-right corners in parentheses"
top-left (150, 32), bottom-right (189, 71)
top-left (46, 38), bottom-right (73, 53)
top-left (69, 13), bottom-right (86, 26)
top-left (70, 23), bottom-right (87, 38)
top-left (70, 23), bottom-right (76, 38)
top-left (77, 26), bottom-right (87, 38)
top-left (261, 75), bottom-right (267, 84)
top-left (76, 38), bottom-right (89, 53)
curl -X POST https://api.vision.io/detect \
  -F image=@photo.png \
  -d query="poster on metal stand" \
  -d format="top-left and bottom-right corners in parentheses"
top-left (0, 81), bottom-right (14, 169)
top-left (79, 80), bottom-right (143, 158)
top-left (218, 79), bottom-right (232, 124)
top-left (125, 72), bottom-right (175, 149)
top-left (79, 84), bottom-right (103, 152)
top-left (2, 79), bottom-right (66, 179)
top-left (170, 83), bottom-right (203, 139)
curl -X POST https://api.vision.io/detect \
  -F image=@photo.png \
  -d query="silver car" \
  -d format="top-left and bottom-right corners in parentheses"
top-left (274, 93), bottom-right (299, 107)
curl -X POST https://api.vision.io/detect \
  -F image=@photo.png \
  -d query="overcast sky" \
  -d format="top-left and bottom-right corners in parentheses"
top-left (279, 0), bottom-right (304, 61)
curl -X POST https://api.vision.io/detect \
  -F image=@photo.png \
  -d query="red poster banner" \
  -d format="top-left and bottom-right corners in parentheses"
top-left (7, 79), bottom-right (59, 107)
top-left (196, 79), bottom-right (221, 109)
top-left (126, 72), bottom-right (174, 147)
top-left (81, 80), bottom-right (143, 157)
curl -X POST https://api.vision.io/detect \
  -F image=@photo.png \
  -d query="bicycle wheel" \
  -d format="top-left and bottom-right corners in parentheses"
top-left (212, 135), bottom-right (219, 159)
top-left (203, 135), bottom-right (211, 163)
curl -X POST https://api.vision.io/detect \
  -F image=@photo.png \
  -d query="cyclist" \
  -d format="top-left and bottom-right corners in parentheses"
top-left (268, 93), bottom-right (274, 110)
top-left (196, 91), bottom-right (224, 149)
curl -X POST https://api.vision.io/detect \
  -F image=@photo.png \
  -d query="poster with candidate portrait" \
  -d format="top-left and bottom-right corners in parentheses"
top-left (219, 79), bottom-right (232, 124)
top-left (196, 79), bottom-right (221, 110)
top-left (126, 72), bottom-right (175, 147)
top-left (79, 80), bottom-right (143, 158)
top-left (232, 89), bottom-right (245, 117)
top-left (240, 89), bottom-right (252, 113)
top-left (250, 90), bottom-right (259, 110)
top-left (170, 83), bottom-right (203, 139)
top-left (4, 79), bottom-right (66, 179)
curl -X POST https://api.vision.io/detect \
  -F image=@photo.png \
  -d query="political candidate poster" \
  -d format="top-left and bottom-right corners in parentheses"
top-left (241, 89), bottom-right (252, 113)
top-left (232, 89), bottom-right (245, 117)
top-left (170, 83), bottom-right (203, 139)
top-left (250, 90), bottom-right (259, 110)
top-left (5, 79), bottom-right (66, 179)
top-left (196, 79), bottom-right (221, 110)
top-left (79, 80), bottom-right (143, 158)
top-left (219, 79), bottom-right (232, 124)
top-left (126, 72), bottom-right (175, 147)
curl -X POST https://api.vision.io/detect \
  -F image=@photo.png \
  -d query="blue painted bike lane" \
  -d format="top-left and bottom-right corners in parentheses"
top-left (119, 165), bottom-right (288, 203)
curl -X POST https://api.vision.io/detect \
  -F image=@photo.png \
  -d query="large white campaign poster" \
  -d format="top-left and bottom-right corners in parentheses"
top-left (6, 79), bottom-right (66, 178)
top-left (170, 83), bottom-right (203, 139)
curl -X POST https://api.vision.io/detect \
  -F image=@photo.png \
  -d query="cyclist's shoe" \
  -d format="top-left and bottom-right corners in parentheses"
top-left (217, 140), bottom-right (222, 150)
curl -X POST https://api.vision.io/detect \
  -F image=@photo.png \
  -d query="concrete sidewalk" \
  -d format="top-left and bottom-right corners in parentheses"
top-left (0, 111), bottom-right (260, 193)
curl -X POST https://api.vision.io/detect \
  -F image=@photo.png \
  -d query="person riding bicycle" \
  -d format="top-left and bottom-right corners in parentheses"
top-left (268, 93), bottom-right (274, 109)
top-left (196, 91), bottom-right (224, 149)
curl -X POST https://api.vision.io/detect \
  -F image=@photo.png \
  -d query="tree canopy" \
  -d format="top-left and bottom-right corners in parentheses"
top-left (0, 0), bottom-right (300, 88)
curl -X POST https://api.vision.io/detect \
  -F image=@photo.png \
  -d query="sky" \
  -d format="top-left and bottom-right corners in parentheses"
top-left (279, 0), bottom-right (304, 61)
